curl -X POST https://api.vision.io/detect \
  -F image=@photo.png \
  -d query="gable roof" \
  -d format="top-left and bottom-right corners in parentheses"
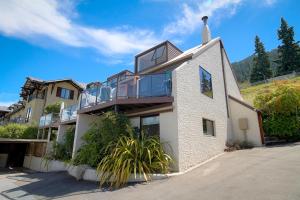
top-left (20, 77), bottom-right (86, 99)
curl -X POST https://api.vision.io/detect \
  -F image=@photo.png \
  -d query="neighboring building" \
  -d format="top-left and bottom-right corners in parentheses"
top-left (0, 106), bottom-right (11, 125)
top-left (4, 101), bottom-right (26, 124)
top-left (57, 17), bottom-right (264, 172)
top-left (3, 77), bottom-right (84, 127)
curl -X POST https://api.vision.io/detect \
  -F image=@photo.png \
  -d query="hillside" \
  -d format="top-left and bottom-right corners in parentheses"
top-left (232, 49), bottom-right (279, 83)
top-left (240, 76), bottom-right (300, 105)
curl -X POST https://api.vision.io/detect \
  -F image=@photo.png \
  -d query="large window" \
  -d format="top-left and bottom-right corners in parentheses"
top-left (141, 115), bottom-right (160, 137)
top-left (56, 87), bottom-right (74, 100)
top-left (199, 67), bottom-right (213, 98)
top-left (202, 118), bottom-right (215, 136)
top-left (137, 45), bottom-right (167, 72)
top-left (25, 107), bottom-right (32, 121)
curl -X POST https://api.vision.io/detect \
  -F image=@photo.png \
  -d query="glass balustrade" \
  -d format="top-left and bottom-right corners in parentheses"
top-left (79, 73), bottom-right (172, 109)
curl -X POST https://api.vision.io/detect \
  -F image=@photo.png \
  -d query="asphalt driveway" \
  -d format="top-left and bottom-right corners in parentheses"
top-left (1, 143), bottom-right (300, 200)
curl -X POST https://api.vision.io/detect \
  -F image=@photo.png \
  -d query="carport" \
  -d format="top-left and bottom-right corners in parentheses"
top-left (0, 139), bottom-right (47, 168)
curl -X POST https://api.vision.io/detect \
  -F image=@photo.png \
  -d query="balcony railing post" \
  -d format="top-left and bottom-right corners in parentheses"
top-left (95, 85), bottom-right (98, 105)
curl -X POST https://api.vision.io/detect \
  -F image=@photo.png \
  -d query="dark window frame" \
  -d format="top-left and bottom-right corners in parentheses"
top-left (199, 66), bottom-right (213, 98)
top-left (140, 114), bottom-right (160, 138)
top-left (56, 87), bottom-right (74, 100)
top-left (202, 118), bottom-right (215, 136)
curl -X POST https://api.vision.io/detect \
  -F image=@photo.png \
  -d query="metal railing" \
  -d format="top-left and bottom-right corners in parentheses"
top-left (39, 113), bottom-right (60, 127)
top-left (10, 117), bottom-right (28, 124)
top-left (80, 73), bottom-right (172, 109)
top-left (61, 104), bottom-right (78, 122)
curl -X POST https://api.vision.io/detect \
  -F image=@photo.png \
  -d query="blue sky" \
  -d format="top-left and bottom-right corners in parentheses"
top-left (0, 0), bottom-right (299, 106)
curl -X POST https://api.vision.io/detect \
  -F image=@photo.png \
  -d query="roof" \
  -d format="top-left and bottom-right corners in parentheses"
top-left (0, 138), bottom-right (48, 143)
top-left (139, 37), bottom-right (221, 74)
top-left (0, 106), bottom-right (10, 112)
top-left (20, 77), bottom-right (86, 98)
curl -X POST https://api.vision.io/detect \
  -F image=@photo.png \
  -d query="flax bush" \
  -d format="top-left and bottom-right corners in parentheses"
top-left (97, 134), bottom-right (172, 189)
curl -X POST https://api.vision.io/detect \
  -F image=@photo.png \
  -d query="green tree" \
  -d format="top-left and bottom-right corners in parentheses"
top-left (276, 17), bottom-right (300, 75)
top-left (250, 36), bottom-right (272, 83)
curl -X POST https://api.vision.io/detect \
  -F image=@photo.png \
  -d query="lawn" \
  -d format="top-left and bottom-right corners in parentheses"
top-left (240, 76), bottom-right (300, 105)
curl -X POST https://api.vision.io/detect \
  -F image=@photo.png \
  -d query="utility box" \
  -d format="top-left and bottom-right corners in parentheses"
top-left (0, 154), bottom-right (8, 168)
top-left (238, 118), bottom-right (249, 131)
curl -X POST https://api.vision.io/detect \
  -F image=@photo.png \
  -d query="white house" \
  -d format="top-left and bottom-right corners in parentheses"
top-left (57, 16), bottom-right (264, 172)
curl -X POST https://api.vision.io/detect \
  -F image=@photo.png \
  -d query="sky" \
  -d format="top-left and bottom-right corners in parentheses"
top-left (0, 0), bottom-right (299, 106)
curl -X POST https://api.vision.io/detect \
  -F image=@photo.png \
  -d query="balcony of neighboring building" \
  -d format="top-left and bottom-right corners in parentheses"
top-left (78, 73), bottom-right (173, 115)
top-left (60, 104), bottom-right (78, 125)
top-left (39, 113), bottom-right (60, 128)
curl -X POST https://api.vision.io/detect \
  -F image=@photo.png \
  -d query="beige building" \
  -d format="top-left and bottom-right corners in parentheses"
top-left (4, 77), bottom-right (84, 127)
top-left (57, 17), bottom-right (264, 172)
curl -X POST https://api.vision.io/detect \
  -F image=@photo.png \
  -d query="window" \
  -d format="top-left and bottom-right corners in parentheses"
top-left (56, 87), bottom-right (74, 99)
top-left (141, 115), bottom-right (160, 137)
top-left (137, 44), bottom-right (167, 72)
top-left (202, 118), bottom-right (215, 136)
top-left (199, 67), bottom-right (213, 98)
top-left (26, 107), bottom-right (32, 121)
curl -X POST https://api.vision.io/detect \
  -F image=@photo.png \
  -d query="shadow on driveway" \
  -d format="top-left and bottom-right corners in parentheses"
top-left (0, 170), bottom-right (101, 200)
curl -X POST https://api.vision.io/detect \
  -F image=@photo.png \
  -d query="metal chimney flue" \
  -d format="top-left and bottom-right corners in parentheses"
top-left (202, 16), bottom-right (211, 45)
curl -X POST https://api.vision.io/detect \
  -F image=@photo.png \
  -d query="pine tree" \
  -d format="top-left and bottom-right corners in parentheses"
top-left (250, 36), bottom-right (272, 83)
top-left (276, 17), bottom-right (300, 75)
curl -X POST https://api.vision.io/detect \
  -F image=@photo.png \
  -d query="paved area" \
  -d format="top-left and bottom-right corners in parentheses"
top-left (1, 143), bottom-right (300, 200)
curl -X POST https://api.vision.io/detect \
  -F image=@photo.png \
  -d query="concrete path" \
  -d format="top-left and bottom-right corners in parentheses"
top-left (1, 143), bottom-right (300, 200)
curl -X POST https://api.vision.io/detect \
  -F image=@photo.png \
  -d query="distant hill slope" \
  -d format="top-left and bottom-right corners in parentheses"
top-left (240, 76), bottom-right (300, 105)
top-left (231, 49), bottom-right (279, 83)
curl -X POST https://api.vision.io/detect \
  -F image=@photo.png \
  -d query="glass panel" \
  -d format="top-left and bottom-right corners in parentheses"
top-left (142, 116), bottom-right (160, 137)
top-left (203, 118), bottom-right (215, 136)
top-left (80, 84), bottom-right (99, 108)
top-left (137, 45), bottom-right (167, 72)
top-left (200, 67), bottom-right (213, 98)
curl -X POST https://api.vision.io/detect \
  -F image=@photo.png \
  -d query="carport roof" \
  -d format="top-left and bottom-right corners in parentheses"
top-left (0, 138), bottom-right (48, 143)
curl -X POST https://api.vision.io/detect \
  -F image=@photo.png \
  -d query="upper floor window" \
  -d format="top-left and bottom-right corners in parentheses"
top-left (56, 87), bottom-right (74, 100)
top-left (137, 44), bottom-right (167, 72)
top-left (199, 66), bottom-right (213, 98)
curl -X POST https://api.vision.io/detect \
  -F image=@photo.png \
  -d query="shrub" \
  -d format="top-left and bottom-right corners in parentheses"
top-left (97, 134), bottom-right (172, 188)
top-left (46, 127), bottom-right (75, 161)
top-left (73, 112), bottom-right (134, 167)
top-left (44, 102), bottom-right (61, 114)
top-left (0, 123), bottom-right (38, 139)
top-left (254, 85), bottom-right (300, 139)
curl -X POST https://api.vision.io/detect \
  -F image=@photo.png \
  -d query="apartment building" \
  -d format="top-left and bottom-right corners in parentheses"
top-left (57, 17), bottom-right (264, 172)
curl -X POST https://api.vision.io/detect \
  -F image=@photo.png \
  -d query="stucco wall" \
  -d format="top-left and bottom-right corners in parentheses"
top-left (9, 108), bottom-right (26, 120)
top-left (72, 114), bottom-right (101, 157)
top-left (45, 82), bottom-right (80, 108)
top-left (222, 48), bottom-right (243, 100)
top-left (228, 99), bottom-right (262, 147)
top-left (24, 98), bottom-right (45, 124)
top-left (173, 42), bottom-right (228, 172)
top-left (129, 111), bottom-right (179, 171)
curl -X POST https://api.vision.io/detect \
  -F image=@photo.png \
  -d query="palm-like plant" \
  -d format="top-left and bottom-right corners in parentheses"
top-left (97, 134), bottom-right (172, 188)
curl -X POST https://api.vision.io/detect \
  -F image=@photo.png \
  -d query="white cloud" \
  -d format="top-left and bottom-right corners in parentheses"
top-left (0, 0), bottom-right (159, 55)
top-left (163, 0), bottom-right (242, 36)
top-left (163, 0), bottom-right (277, 36)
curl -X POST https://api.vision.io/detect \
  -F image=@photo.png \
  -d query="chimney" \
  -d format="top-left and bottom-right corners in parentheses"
top-left (201, 16), bottom-right (211, 44)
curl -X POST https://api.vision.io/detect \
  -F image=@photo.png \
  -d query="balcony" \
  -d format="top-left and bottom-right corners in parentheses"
top-left (61, 104), bottom-right (78, 123)
top-left (39, 113), bottom-right (59, 128)
top-left (10, 117), bottom-right (28, 124)
top-left (79, 73), bottom-right (173, 114)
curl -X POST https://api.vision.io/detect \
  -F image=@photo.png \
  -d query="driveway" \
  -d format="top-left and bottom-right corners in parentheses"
top-left (1, 143), bottom-right (300, 200)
